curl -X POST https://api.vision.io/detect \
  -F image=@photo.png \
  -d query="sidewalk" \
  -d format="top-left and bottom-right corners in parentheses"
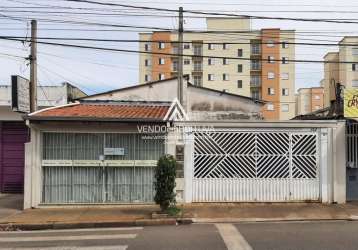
top-left (183, 203), bottom-right (358, 223)
top-left (2, 202), bottom-right (358, 230)
top-left (0, 193), bottom-right (23, 222)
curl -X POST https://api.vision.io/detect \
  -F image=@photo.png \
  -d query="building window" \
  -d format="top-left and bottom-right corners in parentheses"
top-left (251, 75), bottom-right (261, 87)
top-left (158, 41), bottom-right (165, 49)
top-left (159, 58), bottom-right (165, 65)
top-left (352, 80), bottom-right (358, 87)
top-left (353, 64), bottom-right (357, 71)
top-left (172, 60), bottom-right (178, 71)
top-left (353, 48), bottom-right (358, 56)
top-left (144, 43), bottom-right (150, 51)
top-left (144, 74), bottom-right (151, 82)
top-left (251, 90), bottom-right (260, 99)
top-left (183, 43), bottom-right (190, 49)
top-left (144, 59), bottom-right (151, 66)
top-left (223, 73), bottom-right (230, 81)
top-left (184, 59), bottom-right (190, 65)
top-left (237, 49), bottom-right (243, 57)
top-left (268, 72), bottom-right (275, 79)
top-left (282, 41), bottom-right (289, 48)
top-left (208, 43), bottom-right (215, 50)
top-left (267, 103), bottom-right (274, 111)
top-left (268, 87), bottom-right (275, 95)
top-left (208, 58), bottom-right (215, 65)
top-left (223, 58), bottom-right (229, 65)
top-left (282, 57), bottom-right (289, 64)
top-left (282, 88), bottom-right (289, 96)
top-left (267, 40), bottom-right (275, 47)
top-left (193, 75), bottom-right (202, 86)
top-left (193, 61), bottom-right (202, 71)
top-left (314, 95), bottom-right (320, 100)
top-left (251, 60), bottom-right (261, 70)
top-left (268, 56), bottom-right (275, 63)
top-left (237, 80), bottom-right (243, 88)
top-left (251, 43), bottom-right (261, 54)
top-left (193, 44), bottom-right (202, 56)
top-left (237, 64), bottom-right (243, 73)
top-left (223, 43), bottom-right (229, 50)
top-left (281, 73), bottom-right (289, 80)
top-left (208, 74), bottom-right (215, 81)
top-left (159, 73), bottom-right (165, 80)
top-left (281, 104), bottom-right (289, 112)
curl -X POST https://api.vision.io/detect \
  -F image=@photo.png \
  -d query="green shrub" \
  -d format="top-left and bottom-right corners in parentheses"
top-left (154, 155), bottom-right (176, 211)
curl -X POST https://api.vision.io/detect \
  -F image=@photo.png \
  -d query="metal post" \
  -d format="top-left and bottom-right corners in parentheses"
top-left (30, 20), bottom-right (38, 113)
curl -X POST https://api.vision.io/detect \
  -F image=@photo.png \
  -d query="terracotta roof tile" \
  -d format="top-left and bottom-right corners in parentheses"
top-left (29, 102), bottom-right (170, 121)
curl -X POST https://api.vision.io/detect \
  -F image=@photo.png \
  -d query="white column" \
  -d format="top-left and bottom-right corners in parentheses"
top-left (184, 130), bottom-right (194, 203)
top-left (23, 141), bottom-right (33, 209)
top-left (333, 122), bottom-right (347, 204)
top-left (320, 128), bottom-right (330, 203)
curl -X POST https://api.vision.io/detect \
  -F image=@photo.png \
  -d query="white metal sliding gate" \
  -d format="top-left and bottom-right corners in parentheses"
top-left (192, 130), bottom-right (319, 202)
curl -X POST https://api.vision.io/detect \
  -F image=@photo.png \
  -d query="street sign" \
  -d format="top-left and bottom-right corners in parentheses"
top-left (344, 88), bottom-right (358, 118)
top-left (11, 75), bottom-right (30, 113)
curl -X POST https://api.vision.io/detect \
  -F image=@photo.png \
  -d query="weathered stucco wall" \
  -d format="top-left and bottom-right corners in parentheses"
top-left (82, 79), bottom-right (263, 120)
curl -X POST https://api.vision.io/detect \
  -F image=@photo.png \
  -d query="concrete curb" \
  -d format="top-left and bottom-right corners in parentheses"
top-left (0, 218), bottom-right (193, 231)
top-left (193, 217), bottom-right (357, 223)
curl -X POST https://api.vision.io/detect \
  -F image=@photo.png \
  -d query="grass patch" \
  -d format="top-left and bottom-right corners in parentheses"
top-left (165, 205), bottom-right (182, 217)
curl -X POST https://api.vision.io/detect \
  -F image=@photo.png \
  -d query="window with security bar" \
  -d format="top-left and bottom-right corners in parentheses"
top-left (41, 133), bottom-right (165, 204)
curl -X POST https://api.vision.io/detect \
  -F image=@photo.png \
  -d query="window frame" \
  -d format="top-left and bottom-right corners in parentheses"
top-left (237, 64), bottom-right (243, 73)
top-left (158, 58), bottom-right (165, 65)
top-left (208, 74), bottom-right (215, 81)
top-left (237, 80), bottom-right (243, 88)
top-left (158, 41), bottom-right (165, 49)
top-left (281, 104), bottom-right (289, 112)
top-left (237, 49), bottom-right (243, 57)
top-left (282, 88), bottom-right (289, 96)
top-left (267, 103), bottom-right (275, 111)
top-left (223, 73), bottom-right (230, 81)
top-left (268, 72), bottom-right (275, 79)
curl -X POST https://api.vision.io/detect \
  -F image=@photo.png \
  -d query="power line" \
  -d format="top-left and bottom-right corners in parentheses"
top-left (61, 0), bottom-right (358, 24)
top-left (0, 36), bottom-right (357, 64)
top-left (2, 36), bottom-right (357, 47)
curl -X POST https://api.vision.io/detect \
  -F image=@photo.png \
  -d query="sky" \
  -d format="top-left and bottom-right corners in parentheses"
top-left (1, 0), bottom-right (358, 95)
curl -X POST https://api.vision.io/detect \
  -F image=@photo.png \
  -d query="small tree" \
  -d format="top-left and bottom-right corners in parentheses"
top-left (154, 155), bottom-right (176, 211)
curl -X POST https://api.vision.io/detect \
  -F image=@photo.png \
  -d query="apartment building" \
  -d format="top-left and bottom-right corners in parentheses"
top-left (139, 18), bottom-right (296, 120)
top-left (322, 37), bottom-right (358, 108)
top-left (296, 87), bottom-right (324, 116)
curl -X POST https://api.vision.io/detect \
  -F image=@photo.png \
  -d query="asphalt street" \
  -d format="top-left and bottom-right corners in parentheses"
top-left (1, 221), bottom-right (358, 249)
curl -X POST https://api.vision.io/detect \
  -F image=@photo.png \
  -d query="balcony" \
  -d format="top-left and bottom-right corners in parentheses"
top-left (250, 75), bottom-right (261, 87)
top-left (251, 62), bottom-right (261, 71)
top-left (251, 44), bottom-right (261, 55)
top-left (193, 62), bottom-right (203, 72)
top-left (193, 45), bottom-right (203, 56)
top-left (251, 91), bottom-right (262, 100)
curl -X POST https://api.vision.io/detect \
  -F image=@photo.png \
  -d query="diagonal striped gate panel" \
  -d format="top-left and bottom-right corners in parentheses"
top-left (192, 131), bottom-right (319, 202)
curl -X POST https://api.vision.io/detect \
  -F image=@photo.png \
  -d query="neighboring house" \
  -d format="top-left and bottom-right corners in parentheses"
top-left (296, 87), bottom-right (324, 116)
top-left (139, 17), bottom-right (296, 120)
top-left (80, 77), bottom-right (264, 121)
top-left (322, 37), bottom-right (358, 108)
top-left (0, 81), bottom-right (86, 193)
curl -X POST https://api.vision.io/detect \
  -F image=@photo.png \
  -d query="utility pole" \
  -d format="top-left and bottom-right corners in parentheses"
top-left (29, 20), bottom-right (37, 113)
top-left (178, 7), bottom-right (186, 111)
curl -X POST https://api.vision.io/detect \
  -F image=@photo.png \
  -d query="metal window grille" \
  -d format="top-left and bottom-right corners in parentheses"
top-left (42, 133), bottom-right (164, 204)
